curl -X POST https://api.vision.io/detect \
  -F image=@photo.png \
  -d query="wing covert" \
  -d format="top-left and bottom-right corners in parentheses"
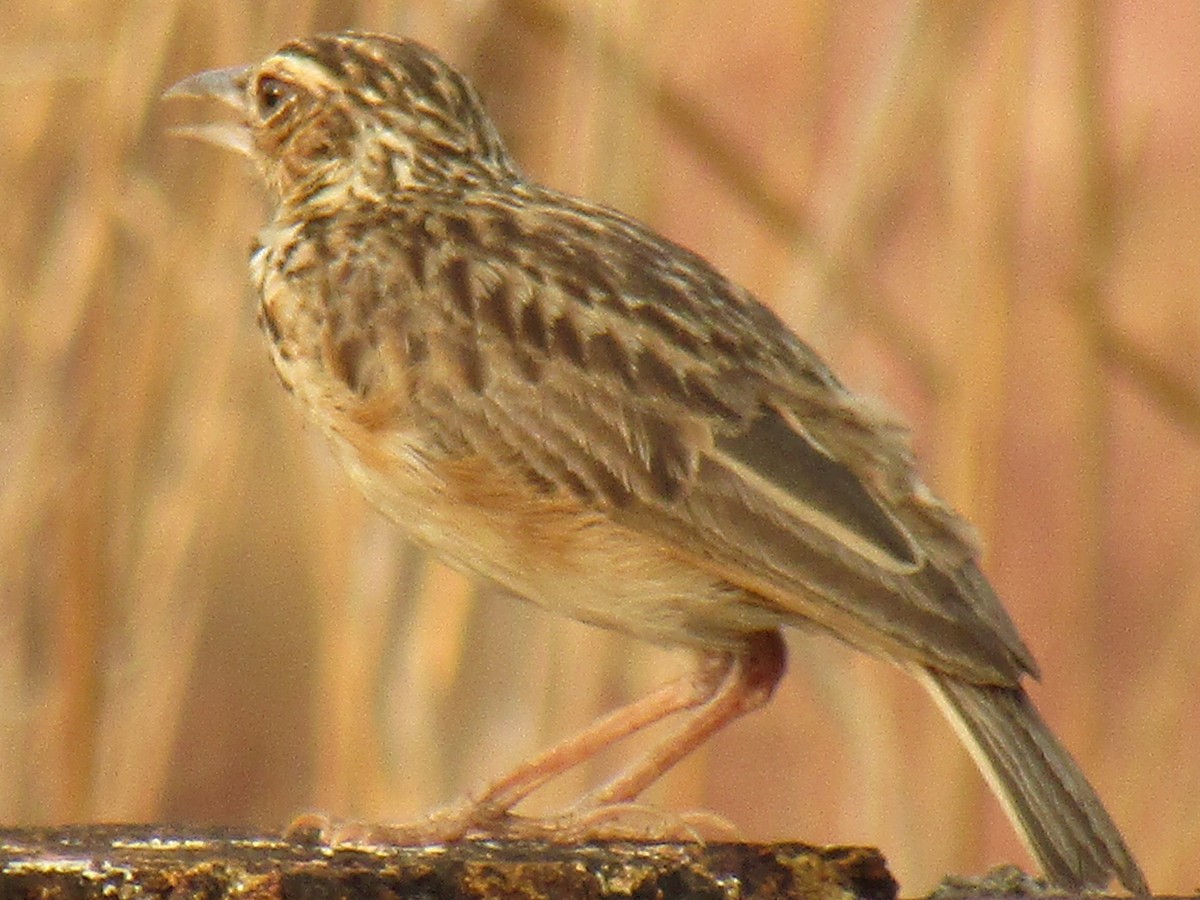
top-left (352, 189), bottom-right (1036, 683)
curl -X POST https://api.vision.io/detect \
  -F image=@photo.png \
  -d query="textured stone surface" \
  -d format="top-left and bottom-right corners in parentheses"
top-left (0, 826), bottom-right (898, 900)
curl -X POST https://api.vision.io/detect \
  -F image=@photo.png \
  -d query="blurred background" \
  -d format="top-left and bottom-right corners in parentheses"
top-left (3, 0), bottom-right (1198, 893)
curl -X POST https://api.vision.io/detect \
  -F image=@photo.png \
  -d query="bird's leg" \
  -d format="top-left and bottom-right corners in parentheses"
top-left (574, 630), bottom-right (787, 811)
top-left (293, 631), bottom-right (786, 845)
top-left (465, 663), bottom-right (733, 817)
top-left (440, 630), bottom-right (787, 841)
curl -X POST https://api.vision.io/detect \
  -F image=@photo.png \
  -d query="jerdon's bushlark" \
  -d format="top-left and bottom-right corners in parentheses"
top-left (165, 32), bottom-right (1147, 893)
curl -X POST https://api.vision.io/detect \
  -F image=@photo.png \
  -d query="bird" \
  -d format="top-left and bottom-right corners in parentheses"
top-left (164, 31), bottom-right (1148, 894)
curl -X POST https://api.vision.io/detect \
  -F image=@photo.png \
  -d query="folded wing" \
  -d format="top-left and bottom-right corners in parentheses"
top-left (349, 187), bottom-right (1037, 685)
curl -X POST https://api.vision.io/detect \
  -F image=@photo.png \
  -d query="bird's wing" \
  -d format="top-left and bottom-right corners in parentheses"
top-left (355, 191), bottom-right (1036, 685)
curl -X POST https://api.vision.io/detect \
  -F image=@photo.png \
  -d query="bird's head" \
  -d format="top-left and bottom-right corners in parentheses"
top-left (164, 31), bottom-right (518, 204)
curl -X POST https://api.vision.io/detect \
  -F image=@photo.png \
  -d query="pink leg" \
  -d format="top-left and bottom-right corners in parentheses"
top-left (576, 630), bottom-right (787, 809)
top-left (470, 666), bottom-right (725, 815)
top-left (299, 631), bottom-right (787, 844)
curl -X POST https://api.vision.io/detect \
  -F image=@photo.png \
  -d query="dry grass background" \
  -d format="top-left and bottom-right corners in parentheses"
top-left (3, 0), bottom-right (1198, 893)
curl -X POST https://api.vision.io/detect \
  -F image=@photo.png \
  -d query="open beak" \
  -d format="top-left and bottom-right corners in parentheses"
top-left (162, 65), bottom-right (255, 157)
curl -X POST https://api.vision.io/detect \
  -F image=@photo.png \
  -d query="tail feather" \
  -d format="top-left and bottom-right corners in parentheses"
top-left (915, 667), bottom-right (1148, 895)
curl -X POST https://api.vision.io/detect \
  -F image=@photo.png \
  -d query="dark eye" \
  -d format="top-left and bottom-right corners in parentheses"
top-left (255, 75), bottom-right (295, 118)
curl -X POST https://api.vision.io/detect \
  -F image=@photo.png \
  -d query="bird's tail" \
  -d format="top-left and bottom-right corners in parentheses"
top-left (915, 667), bottom-right (1148, 895)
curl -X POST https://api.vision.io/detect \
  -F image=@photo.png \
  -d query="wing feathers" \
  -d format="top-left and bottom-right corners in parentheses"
top-left (715, 406), bottom-right (920, 572)
top-left (366, 193), bottom-right (1037, 683)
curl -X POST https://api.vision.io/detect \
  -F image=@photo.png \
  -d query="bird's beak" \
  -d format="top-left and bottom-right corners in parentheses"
top-left (162, 65), bottom-right (255, 157)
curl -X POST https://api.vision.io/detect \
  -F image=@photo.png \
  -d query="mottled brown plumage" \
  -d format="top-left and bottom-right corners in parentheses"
top-left (165, 32), bottom-right (1146, 893)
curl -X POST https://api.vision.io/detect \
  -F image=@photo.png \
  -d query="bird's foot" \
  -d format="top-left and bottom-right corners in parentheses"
top-left (284, 801), bottom-right (739, 847)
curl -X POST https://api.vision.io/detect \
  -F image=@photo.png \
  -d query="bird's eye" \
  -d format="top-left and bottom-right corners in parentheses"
top-left (255, 75), bottom-right (295, 118)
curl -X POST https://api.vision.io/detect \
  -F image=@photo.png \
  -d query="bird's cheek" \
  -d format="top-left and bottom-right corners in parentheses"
top-left (252, 129), bottom-right (288, 168)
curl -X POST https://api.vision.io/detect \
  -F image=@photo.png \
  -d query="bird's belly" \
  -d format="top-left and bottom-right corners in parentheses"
top-left (323, 423), bottom-right (777, 651)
